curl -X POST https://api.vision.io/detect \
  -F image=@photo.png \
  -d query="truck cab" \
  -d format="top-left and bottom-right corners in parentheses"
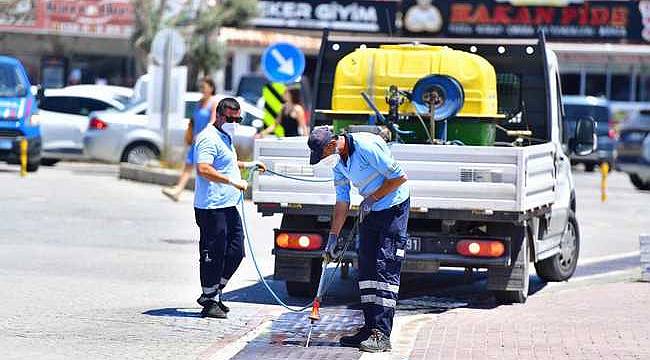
top-left (252, 33), bottom-right (596, 304)
top-left (0, 56), bottom-right (41, 172)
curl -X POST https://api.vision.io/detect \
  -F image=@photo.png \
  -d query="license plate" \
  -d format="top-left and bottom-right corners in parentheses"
top-left (405, 236), bottom-right (421, 252)
top-left (0, 139), bottom-right (12, 150)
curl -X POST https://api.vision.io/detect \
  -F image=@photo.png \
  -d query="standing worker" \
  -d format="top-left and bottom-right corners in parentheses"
top-left (307, 127), bottom-right (409, 352)
top-left (162, 77), bottom-right (217, 202)
top-left (261, 87), bottom-right (308, 137)
top-left (193, 98), bottom-right (266, 318)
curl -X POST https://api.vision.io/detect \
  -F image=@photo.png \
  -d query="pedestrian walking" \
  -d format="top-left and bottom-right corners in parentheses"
top-left (307, 126), bottom-right (409, 352)
top-left (162, 77), bottom-right (217, 202)
top-left (193, 97), bottom-right (266, 318)
top-left (261, 87), bottom-right (308, 137)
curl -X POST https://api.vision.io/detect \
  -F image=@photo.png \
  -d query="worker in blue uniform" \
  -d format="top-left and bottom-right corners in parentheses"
top-left (308, 126), bottom-right (409, 353)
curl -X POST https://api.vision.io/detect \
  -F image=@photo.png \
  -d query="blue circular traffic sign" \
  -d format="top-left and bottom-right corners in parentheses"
top-left (261, 42), bottom-right (305, 84)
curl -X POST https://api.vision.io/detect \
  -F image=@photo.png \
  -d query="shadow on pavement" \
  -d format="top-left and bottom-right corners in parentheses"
top-left (142, 307), bottom-right (203, 318)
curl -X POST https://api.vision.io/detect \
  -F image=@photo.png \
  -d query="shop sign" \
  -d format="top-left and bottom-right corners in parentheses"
top-left (402, 0), bottom-right (650, 43)
top-left (251, 0), bottom-right (399, 33)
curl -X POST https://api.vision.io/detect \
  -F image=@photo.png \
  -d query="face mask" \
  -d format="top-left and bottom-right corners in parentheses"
top-left (221, 122), bottom-right (238, 138)
top-left (316, 148), bottom-right (340, 169)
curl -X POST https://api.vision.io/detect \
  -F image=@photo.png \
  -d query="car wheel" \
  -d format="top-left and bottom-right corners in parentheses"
top-left (630, 174), bottom-right (650, 191)
top-left (121, 142), bottom-right (159, 165)
top-left (584, 163), bottom-right (596, 172)
top-left (40, 158), bottom-right (60, 166)
top-left (535, 210), bottom-right (580, 282)
top-left (26, 161), bottom-right (39, 173)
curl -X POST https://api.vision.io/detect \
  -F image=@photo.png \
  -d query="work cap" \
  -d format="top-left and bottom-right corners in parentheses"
top-left (308, 126), bottom-right (335, 165)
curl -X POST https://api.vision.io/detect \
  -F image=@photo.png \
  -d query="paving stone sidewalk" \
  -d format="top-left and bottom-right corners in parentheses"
top-left (406, 281), bottom-right (650, 360)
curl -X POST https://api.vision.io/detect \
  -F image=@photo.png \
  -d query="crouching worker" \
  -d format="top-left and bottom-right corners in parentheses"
top-left (307, 127), bottom-right (409, 352)
top-left (194, 98), bottom-right (266, 318)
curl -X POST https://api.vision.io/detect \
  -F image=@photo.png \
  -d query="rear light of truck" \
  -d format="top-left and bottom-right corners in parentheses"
top-left (276, 233), bottom-right (322, 250)
top-left (89, 117), bottom-right (108, 130)
top-left (456, 240), bottom-right (505, 257)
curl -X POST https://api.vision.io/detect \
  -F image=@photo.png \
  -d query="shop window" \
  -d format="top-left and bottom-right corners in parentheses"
top-left (585, 74), bottom-right (607, 98)
top-left (610, 74), bottom-right (631, 101)
top-left (637, 76), bottom-right (650, 102)
top-left (560, 73), bottom-right (580, 95)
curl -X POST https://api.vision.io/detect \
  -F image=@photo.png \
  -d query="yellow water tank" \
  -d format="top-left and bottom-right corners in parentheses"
top-left (331, 44), bottom-right (500, 118)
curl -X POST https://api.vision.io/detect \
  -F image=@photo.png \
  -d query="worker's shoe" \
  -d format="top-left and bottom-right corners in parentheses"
top-left (197, 294), bottom-right (230, 313)
top-left (162, 187), bottom-right (181, 202)
top-left (359, 329), bottom-right (392, 353)
top-left (339, 327), bottom-right (371, 347)
top-left (201, 302), bottom-right (227, 319)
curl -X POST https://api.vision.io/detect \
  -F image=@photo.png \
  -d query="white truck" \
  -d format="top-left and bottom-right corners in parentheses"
top-left (252, 33), bottom-right (597, 304)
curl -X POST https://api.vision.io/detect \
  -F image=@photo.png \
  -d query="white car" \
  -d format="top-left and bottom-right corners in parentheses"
top-left (35, 85), bottom-right (133, 165)
top-left (83, 93), bottom-right (263, 165)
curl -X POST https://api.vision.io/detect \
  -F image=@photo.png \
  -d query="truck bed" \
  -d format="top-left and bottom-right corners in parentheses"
top-left (252, 137), bottom-right (556, 213)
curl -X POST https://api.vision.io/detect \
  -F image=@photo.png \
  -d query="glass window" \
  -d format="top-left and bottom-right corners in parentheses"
top-left (39, 96), bottom-right (81, 115)
top-left (0, 63), bottom-right (28, 97)
top-left (637, 76), bottom-right (650, 102)
top-left (610, 74), bottom-right (631, 101)
top-left (560, 73), bottom-right (581, 95)
top-left (78, 98), bottom-right (113, 116)
top-left (585, 74), bottom-right (607, 97)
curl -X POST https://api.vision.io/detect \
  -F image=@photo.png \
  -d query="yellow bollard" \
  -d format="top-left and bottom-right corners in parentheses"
top-left (20, 138), bottom-right (28, 177)
top-left (600, 161), bottom-right (609, 202)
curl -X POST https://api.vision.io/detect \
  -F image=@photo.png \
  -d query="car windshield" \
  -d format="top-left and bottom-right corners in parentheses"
top-left (0, 63), bottom-right (27, 97)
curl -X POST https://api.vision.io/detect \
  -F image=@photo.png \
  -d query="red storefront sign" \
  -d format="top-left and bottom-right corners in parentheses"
top-left (0, 0), bottom-right (134, 38)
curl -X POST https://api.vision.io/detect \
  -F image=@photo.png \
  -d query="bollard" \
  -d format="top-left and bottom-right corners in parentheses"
top-left (641, 234), bottom-right (650, 282)
top-left (20, 138), bottom-right (28, 177)
top-left (600, 161), bottom-right (609, 202)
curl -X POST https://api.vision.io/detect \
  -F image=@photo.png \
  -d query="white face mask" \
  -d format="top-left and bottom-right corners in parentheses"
top-left (316, 148), bottom-right (340, 169)
top-left (221, 122), bottom-right (238, 138)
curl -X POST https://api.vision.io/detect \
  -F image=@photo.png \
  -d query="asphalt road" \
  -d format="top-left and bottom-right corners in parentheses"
top-left (0, 162), bottom-right (647, 359)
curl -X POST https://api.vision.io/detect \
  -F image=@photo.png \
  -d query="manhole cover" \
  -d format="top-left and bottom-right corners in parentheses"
top-left (398, 296), bottom-right (468, 312)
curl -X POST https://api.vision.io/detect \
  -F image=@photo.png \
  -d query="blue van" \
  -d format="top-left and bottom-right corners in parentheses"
top-left (0, 56), bottom-right (41, 172)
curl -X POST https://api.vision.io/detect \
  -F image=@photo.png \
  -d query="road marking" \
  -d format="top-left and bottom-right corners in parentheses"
top-left (578, 251), bottom-right (640, 266)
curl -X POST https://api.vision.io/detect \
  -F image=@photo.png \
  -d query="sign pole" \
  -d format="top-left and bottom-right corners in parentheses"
top-left (161, 35), bottom-right (172, 164)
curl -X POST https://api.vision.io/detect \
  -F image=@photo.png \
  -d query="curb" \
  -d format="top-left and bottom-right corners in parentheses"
top-left (118, 163), bottom-right (195, 190)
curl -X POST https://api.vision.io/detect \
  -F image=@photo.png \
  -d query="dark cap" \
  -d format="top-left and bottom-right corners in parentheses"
top-left (307, 126), bottom-right (335, 165)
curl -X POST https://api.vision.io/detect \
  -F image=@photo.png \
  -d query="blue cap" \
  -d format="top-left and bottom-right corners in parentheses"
top-left (308, 126), bottom-right (335, 165)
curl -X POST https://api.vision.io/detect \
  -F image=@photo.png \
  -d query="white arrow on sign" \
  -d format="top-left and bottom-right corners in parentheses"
top-left (271, 48), bottom-right (295, 76)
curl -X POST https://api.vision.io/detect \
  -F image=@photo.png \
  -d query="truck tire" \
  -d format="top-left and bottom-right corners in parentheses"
top-left (584, 163), bottom-right (595, 172)
top-left (285, 259), bottom-right (322, 298)
top-left (630, 174), bottom-right (650, 191)
top-left (488, 224), bottom-right (529, 304)
top-left (40, 158), bottom-right (60, 166)
top-left (26, 161), bottom-right (39, 172)
top-left (535, 211), bottom-right (580, 282)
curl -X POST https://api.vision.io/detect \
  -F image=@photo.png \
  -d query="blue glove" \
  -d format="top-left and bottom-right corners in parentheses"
top-left (359, 195), bottom-right (377, 223)
top-left (323, 233), bottom-right (341, 261)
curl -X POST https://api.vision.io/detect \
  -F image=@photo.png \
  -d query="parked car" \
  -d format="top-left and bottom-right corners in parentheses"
top-left (83, 93), bottom-right (264, 165)
top-left (0, 56), bottom-right (41, 172)
top-left (615, 110), bottom-right (650, 190)
top-left (562, 96), bottom-right (614, 171)
top-left (36, 85), bottom-right (132, 165)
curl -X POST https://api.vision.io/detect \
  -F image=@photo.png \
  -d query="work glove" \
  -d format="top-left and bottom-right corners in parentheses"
top-left (230, 179), bottom-right (249, 192)
top-left (323, 233), bottom-right (342, 262)
top-left (243, 161), bottom-right (267, 173)
top-left (359, 195), bottom-right (377, 223)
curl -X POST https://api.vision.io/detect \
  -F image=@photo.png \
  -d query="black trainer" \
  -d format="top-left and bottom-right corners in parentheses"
top-left (197, 294), bottom-right (230, 313)
top-left (359, 329), bottom-right (392, 353)
top-left (201, 302), bottom-right (227, 319)
top-left (339, 327), bottom-right (371, 347)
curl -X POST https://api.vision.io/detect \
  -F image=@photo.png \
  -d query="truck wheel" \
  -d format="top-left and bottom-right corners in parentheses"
top-left (630, 174), bottom-right (650, 191)
top-left (285, 259), bottom-right (322, 298)
top-left (584, 163), bottom-right (595, 172)
top-left (40, 158), bottom-right (60, 166)
top-left (489, 225), bottom-right (529, 304)
top-left (535, 211), bottom-right (580, 282)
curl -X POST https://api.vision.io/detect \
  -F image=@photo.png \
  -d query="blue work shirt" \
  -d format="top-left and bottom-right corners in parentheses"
top-left (333, 133), bottom-right (409, 211)
top-left (194, 125), bottom-right (242, 209)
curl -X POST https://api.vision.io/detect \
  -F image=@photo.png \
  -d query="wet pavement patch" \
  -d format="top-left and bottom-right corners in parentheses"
top-left (231, 308), bottom-right (365, 359)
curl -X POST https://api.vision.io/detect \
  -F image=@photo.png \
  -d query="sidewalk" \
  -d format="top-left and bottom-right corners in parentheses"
top-left (405, 281), bottom-right (649, 360)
